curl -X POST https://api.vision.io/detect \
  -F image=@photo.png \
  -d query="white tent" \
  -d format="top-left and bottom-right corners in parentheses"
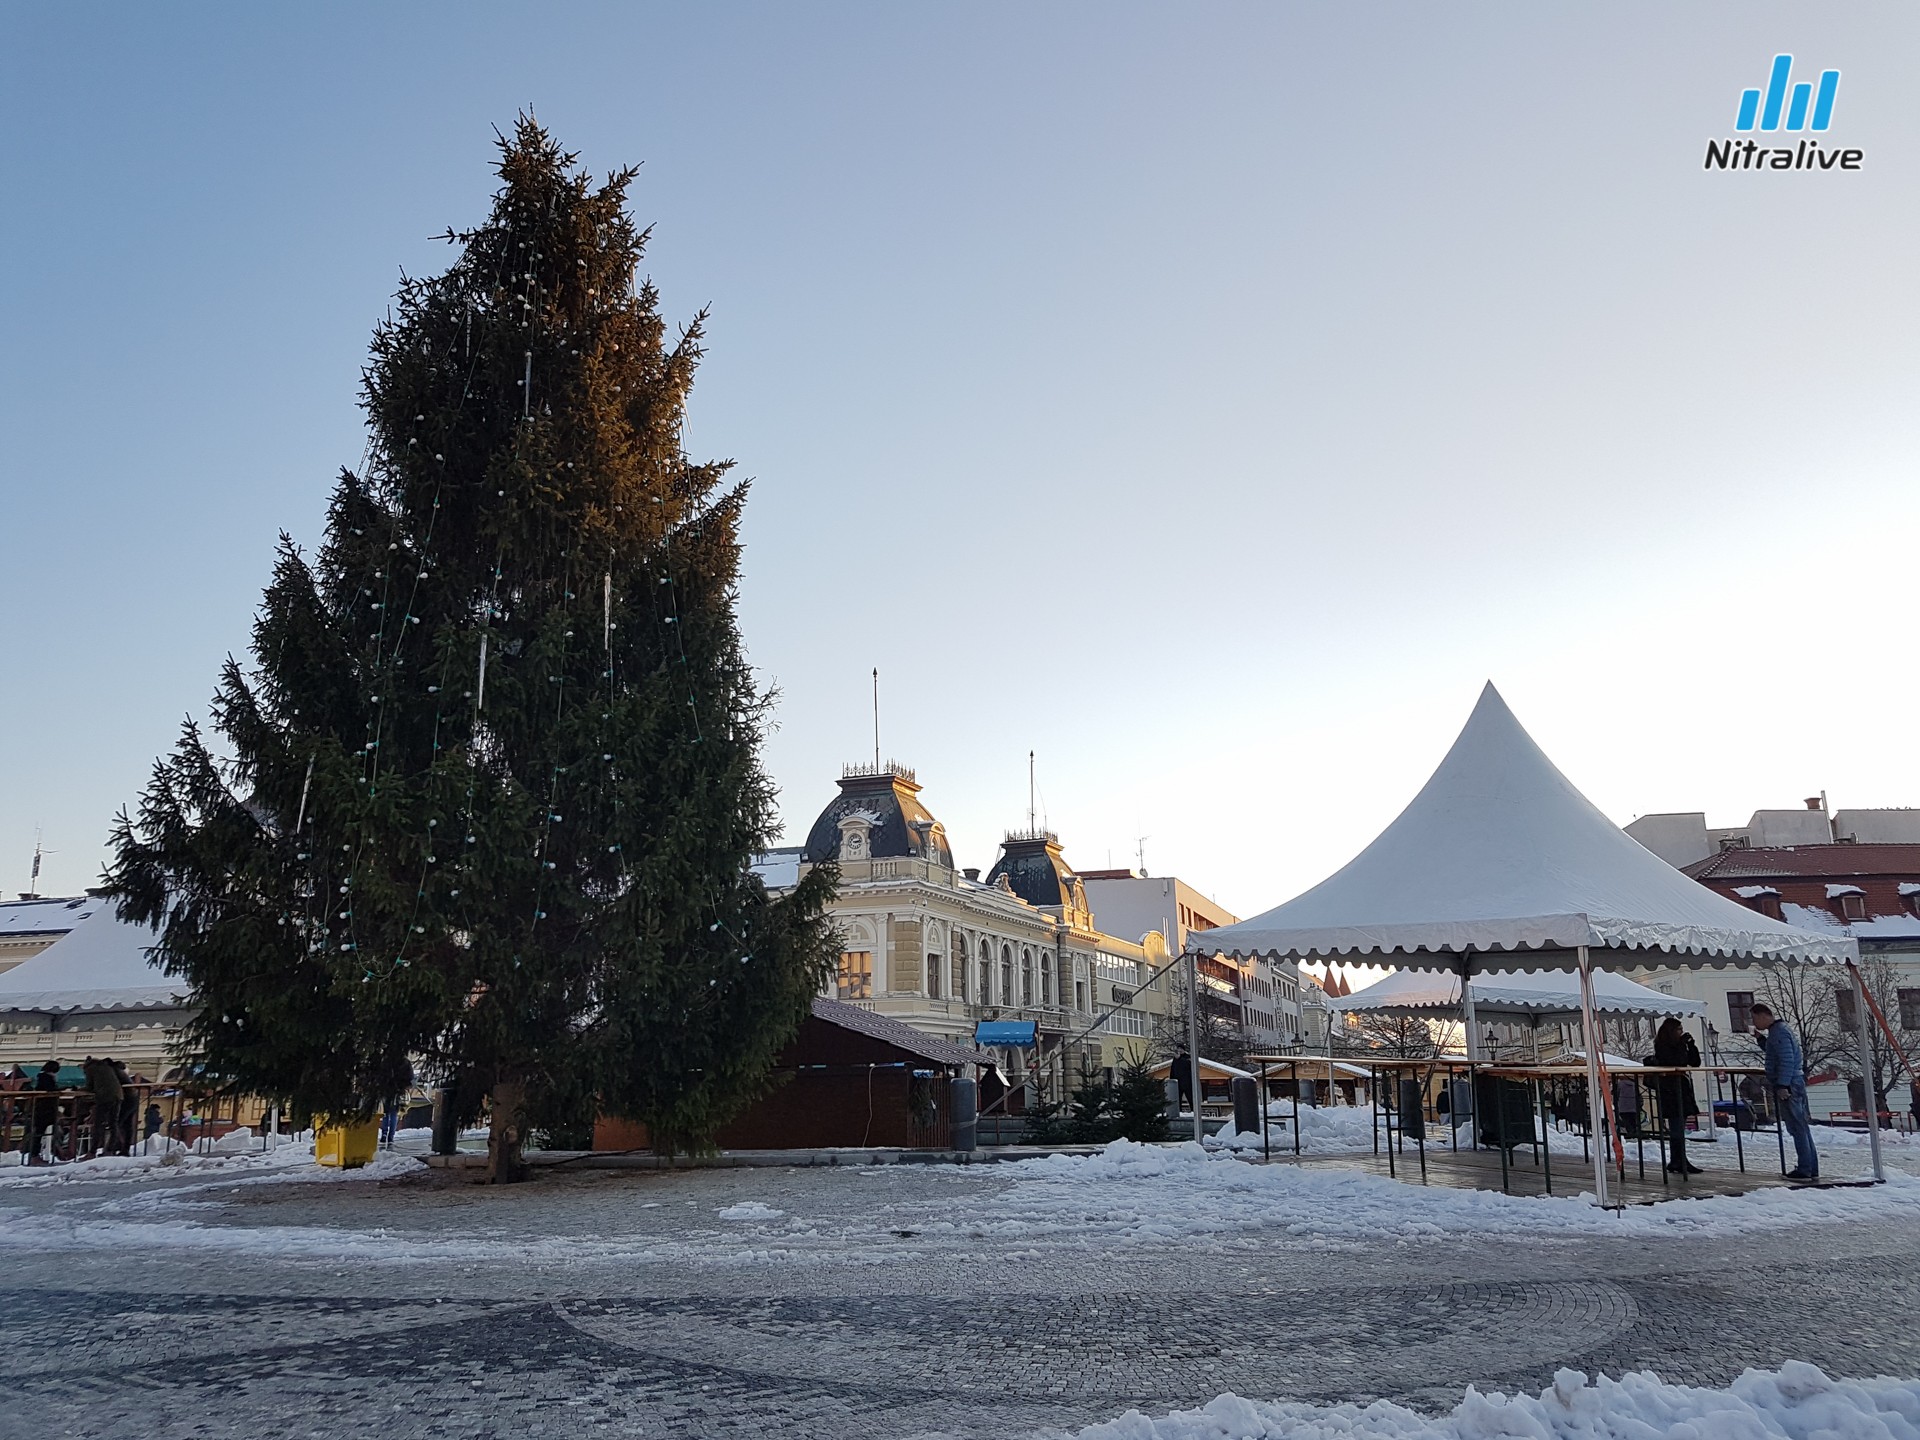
top-left (0, 912), bottom-right (186, 1016)
top-left (1183, 684), bottom-right (1879, 1196)
top-left (1334, 967), bottom-right (1706, 1019)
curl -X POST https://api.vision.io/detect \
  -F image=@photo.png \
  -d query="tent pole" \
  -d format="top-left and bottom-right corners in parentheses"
top-left (1848, 962), bottom-right (1886, 1183)
top-left (1186, 948), bottom-right (1204, 1146)
top-left (1576, 946), bottom-right (1611, 1208)
top-left (1459, 952), bottom-right (1480, 1062)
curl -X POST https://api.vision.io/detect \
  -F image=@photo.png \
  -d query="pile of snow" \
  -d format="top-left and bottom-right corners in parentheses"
top-left (974, 1140), bottom-right (1920, 1248)
top-left (1067, 1363), bottom-right (1920, 1439)
top-left (717, 1201), bottom-right (784, 1221)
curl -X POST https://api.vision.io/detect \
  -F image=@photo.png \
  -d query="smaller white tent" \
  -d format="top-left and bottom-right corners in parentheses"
top-left (1334, 967), bottom-right (1705, 1019)
top-left (0, 913), bottom-right (185, 1015)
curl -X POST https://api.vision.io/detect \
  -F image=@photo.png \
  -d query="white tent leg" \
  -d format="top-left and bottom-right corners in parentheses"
top-left (1577, 946), bottom-right (1611, 1208)
top-left (1849, 962), bottom-right (1886, 1183)
top-left (1459, 953), bottom-right (1480, 1062)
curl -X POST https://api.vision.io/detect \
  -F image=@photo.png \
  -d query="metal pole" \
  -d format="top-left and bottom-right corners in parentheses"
top-left (1849, 962), bottom-right (1887, 1183)
top-left (1459, 953), bottom-right (1480, 1062)
top-left (1576, 946), bottom-right (1611, 1208)
top-left (1186, 949), bottom-right (1203, 1146)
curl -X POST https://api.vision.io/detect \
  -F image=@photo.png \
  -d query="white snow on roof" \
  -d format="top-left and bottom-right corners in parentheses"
top-left (750, 848), bottom-right (803, 890)
top-left (1733, 885), bottom-right (1781, 899)
top-left (1184, 685), bottom-right (1852, 970)
top-left (1900, 883), bottom-right (1920, 897)
top-left (1825, 883), bottom-right (1865, 898)
top-left (0, 896), bottom-right (97, 937)
top-left (0, 913), bottom-right (187, 1014)
top-left (1782, 902), bottom-right (1920, 939)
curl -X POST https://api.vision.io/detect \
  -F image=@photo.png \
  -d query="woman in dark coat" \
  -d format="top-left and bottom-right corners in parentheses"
top-left (1653, 1018), bottom-right (1703, 1174)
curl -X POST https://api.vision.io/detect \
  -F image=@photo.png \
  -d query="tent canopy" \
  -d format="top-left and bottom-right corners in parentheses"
top-left (1334, 966), bottom-right (1706, 1019)
top-left (0, 913), bottom-right (186, 1015)
top-left (1188, 684), bottom-right (1854, 972)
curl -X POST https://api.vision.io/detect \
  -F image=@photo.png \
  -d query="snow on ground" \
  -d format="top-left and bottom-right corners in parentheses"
top-left (1065, 1363), bottom-right (1920, 1439)
top-left (959, 1140), bottom-right (1920, 1250)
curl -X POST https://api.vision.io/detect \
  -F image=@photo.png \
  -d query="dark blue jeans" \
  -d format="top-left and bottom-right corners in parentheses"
top-left (1779, 1086), bottom-right (1818, 1178)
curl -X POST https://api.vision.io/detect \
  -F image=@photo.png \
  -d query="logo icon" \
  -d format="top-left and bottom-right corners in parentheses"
top-left (1737, 55), bottom-right (1839, 132)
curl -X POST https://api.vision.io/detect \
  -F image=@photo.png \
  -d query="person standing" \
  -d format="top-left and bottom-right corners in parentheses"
top-left (27, 1061), bottom-right (61, 1164)
top-left (84, 1055), bottom-right (124, 1158)
top-left (1750, 1002), bottom-right (1818, 1181)
top-left (1652, 1018), bottom-right (1703, 1174)
top-left (113, 1061), bottom-right (139, 1155)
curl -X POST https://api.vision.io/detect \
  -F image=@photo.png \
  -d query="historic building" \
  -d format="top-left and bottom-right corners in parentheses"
top-left (1623, 797), bottom-right (1920, 1118)
top-left (755, 763), bottom-right (1181, 1103)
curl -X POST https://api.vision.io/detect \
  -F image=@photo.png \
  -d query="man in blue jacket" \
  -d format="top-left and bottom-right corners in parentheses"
top-left (1751, 1002), bottom-right (1818, 1181)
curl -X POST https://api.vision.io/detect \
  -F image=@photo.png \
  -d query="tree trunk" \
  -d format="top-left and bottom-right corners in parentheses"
top-left (485, 1078), bottom-right (528, 1184)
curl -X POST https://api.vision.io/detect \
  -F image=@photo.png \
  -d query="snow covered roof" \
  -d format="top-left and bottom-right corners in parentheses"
top-left (1825, 883), bottom-right (1865, 899)
top-left (751, 848), bottom-right (804, 890)
top-left (0, 912), bottom-right (189, 1015)
top-left (1333, 966), bottom-right (1705, 1019)
top-left (1185, 684), bottom-right (1855, 971)
top-left (0, 895), bottom-right (100, 938)
top-left (808, 997), bottom-right (993, 1068)
top-left (1732, 885), bottom-right (1781, 900)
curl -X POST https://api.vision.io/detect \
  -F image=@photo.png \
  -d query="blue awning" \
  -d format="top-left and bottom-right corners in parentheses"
top-left (974, 1020), bottom-right (1037, 1048)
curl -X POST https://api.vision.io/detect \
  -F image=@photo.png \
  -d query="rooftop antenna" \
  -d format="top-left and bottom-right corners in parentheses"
top-left (1028, 750), bottom-right (1036, 833)
top-left (872, 668), bottom-right (880, 769)
top-left (25, 828), bottom-right (50, 900)
top-left (1135, 835), bottom-right (1149, 877)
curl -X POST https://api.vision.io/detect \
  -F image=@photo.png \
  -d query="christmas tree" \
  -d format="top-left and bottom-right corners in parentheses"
top-left (107, 118), bottom-right (839, 1180)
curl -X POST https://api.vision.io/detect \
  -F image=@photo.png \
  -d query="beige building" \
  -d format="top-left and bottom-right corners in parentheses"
top-left (757, 763), bottom-right (1179, 1101)
top-left (0, 895), bottom-right (101, 976)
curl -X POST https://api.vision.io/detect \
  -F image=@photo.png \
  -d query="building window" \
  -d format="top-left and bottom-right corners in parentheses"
top-left (1899, 988), bottom-right (1920, 1030)
top-left (1020, 949), bottom-right (1034, 1006)
top-left (952, 936), bottom-right (969, 1001)
top-left (1001, 945), bottom-right (1013, 1007)
top-left (1075, 978), bottom-right (1088, 1013)
top-left (1041, 953), bottom-right (1055, 1007)
top-left (1836, 985), bottom-right (1859, 1032)
top-left (1837, 892), bottom-right (1867, 922)
top-left (980, 955), bottom-right (993, 1005)
top-left (837, 951), bottom-right (873, 1001)
top-left (925, 954), bottom-right (942, 999)
top-left (1726, 990), bottom-right (1754, 1034)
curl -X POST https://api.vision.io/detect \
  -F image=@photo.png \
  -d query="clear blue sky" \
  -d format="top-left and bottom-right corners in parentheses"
top-left (4, 5), bottom-right (1916, 917)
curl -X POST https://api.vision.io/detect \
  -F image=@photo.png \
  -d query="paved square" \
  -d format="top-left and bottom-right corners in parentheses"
top-left (1, 1149), bottom-right (1915, 1438)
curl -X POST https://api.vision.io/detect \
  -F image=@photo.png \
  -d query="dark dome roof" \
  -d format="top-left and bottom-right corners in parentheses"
top-left (985, 831), bottom-right (1080, 911)
top-left (802, 764), bottom-right (954, 867)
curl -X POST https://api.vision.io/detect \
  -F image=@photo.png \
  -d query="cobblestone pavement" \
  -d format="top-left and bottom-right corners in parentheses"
top-left (0, 1158), bottom-right (1915, 1439)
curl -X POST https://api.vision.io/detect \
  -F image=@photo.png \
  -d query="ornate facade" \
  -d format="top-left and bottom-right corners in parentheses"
top-left (757, 763), bottom-right (1174, 1102)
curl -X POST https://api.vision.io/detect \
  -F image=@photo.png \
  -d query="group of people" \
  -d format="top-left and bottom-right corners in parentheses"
top-left (1, 1056), bottom-right (159, 1164)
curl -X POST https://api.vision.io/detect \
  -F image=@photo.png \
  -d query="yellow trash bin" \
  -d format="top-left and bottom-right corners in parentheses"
top-left (315, 1119), bottom-right (379, 1168)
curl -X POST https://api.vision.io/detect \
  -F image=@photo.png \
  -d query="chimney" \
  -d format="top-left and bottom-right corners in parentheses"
top-left (1804, 797), bottom-right (1822, 811)
top-left (962, 867), bottom-right (980, 882)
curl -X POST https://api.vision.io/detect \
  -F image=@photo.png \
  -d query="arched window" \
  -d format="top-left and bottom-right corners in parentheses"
top-left (1041, 952), bottom-right (1054, 1008)
top-left (979, 943), bottom-right (993, 1005)
top-left (951, 933), bottom-right (968, 1001)
top-left (925, 953), bottom-right (941, 999)
top-left (1021, 948), bottom-right (1034, 1006)
top-left (1000, 944), bottom-right (1013, 1006)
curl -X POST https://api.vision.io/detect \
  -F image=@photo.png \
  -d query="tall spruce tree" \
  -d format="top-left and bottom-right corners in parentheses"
top-left (107, 119), bottom-right (839, 1180)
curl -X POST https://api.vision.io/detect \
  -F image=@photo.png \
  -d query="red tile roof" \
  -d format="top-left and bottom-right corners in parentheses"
top-left (1684, 844), bottom-right (1920, 882)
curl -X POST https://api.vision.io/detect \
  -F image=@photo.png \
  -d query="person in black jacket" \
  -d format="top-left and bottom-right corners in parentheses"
top-left (1653, 1018), bottom-right (1703, 1174)
top-left (26, 1061), bottom-right (61, 1164)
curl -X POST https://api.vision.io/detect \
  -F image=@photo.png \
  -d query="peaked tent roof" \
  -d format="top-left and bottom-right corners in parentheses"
top-left (1189, 685), bottom-right (1854, 971)
top-left (0, 913), bottom-right (188, 1015)
top-left (1332, 966), bottom-right (1705, 1018)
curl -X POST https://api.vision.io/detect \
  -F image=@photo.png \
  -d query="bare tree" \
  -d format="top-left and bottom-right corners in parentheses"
top-left (1756, 963), bottom-right (1846, 1083)
top-left (1334, 1011), bottom-right (1439, 1060)
top-left (1151, 990), bottom-right (1252, 1072)
top-left (1835, 956), bottom-right (1920, 1116)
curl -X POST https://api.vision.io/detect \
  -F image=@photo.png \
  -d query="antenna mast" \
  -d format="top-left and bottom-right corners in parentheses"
top-left (1028, 751), bottom-right (1036, 832)
top-left (872, 668), bottom-right (880, 769)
